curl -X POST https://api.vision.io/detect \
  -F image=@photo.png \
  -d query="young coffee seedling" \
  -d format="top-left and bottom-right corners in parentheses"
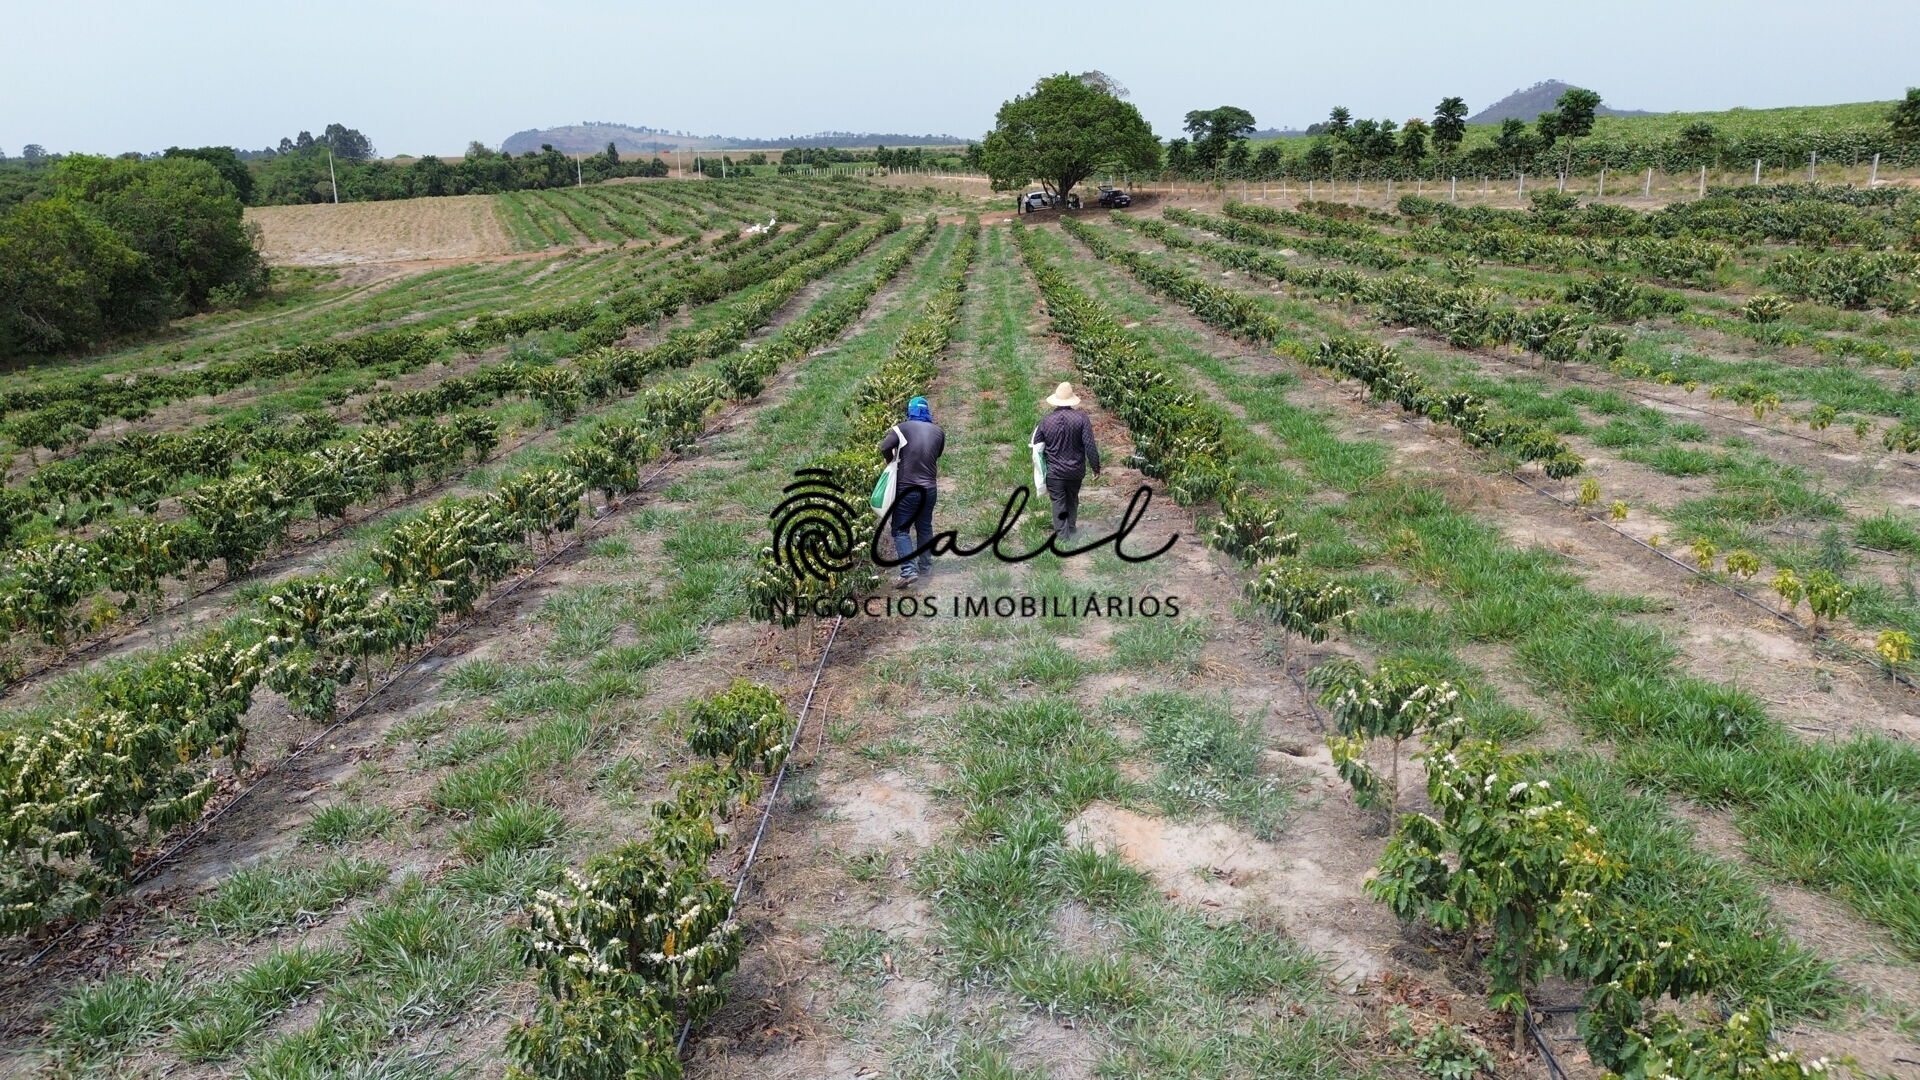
top-left (1311, 658), bottom-right (1460, 812)
top-left (1725, 549), bottom-right (1761, 580)
top-left (1688, 537), bottom-right (1717, 571)
top-left (1876, 629), bottom-right (1914, 677)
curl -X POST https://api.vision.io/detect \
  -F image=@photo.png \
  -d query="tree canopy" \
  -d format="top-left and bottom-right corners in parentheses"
top-left (1893, 87), bottom-right (1920, 143)
top-left (0, 155), bottom-right (266, 356)
top-left (981, 73), bottom-right (1160, 199)
top-left (1433, 97), bottom-right (1469, 155)
top-left (1183, 106), bottom-right (1257, 168)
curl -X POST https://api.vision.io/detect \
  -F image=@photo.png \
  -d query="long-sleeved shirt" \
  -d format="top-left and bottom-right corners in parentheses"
top-left (877, 419), bottom-right (946, 491)
top-left (1031, 407), bottom-right (1100, 480)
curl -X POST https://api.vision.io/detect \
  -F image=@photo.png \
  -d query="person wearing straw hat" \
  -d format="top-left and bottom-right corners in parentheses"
top-left (1030, 381), bottom-right (1101, 541)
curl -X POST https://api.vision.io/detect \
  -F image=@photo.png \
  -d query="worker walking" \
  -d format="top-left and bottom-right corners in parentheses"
top-left (1031, 382), bottom-right (1101, 541)
top-left (877, 396), bottom-right (945, 587)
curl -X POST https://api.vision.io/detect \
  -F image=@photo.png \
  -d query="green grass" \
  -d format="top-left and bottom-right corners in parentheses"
top-left (1110, 691), bottom-right (1296, 840)
top-left (1039, 218), bottom-right (1888, 995)
top-left (186, 855), bottom-right (390, 940)
top-left (169, 945), bottom-right (349, 1062)
top-left (47, 967), bottom-right (193, 1061)
top-left (303, 802), bottom-right (398, 847)
top-left (452, 799), bottom-right (565, 857)
top-left (1857, 509), bottom-right (1920, 554)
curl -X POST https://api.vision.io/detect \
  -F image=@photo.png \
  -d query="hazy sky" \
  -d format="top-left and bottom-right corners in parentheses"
top-left (6, 0), bottom-right (1916, 157)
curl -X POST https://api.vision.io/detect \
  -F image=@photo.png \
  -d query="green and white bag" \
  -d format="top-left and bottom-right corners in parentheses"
top-left (1029, 430), bottom-right (1047, 492)
top-left (872, 425), bottom-right (905, 519)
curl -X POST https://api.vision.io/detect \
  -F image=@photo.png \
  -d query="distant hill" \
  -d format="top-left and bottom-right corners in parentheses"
top-left (1467, 81), bottom-right (1655, 125)
top-left (501, 122), bottom-right (963, 156)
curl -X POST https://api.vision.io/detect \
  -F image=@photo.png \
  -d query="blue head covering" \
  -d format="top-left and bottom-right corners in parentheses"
top-left (906, 396), bottom-right (931, 422)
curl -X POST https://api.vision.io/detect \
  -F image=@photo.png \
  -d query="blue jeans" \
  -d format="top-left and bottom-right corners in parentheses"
top-left (891, 486), bottom-right (936, 575)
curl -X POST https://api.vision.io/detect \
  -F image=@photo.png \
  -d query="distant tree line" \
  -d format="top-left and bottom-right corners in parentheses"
top-left (0, 154), bottom-right (265, 357)
top-left (779, 145), bottom-right (958, 171)
top-left (248, 129), bottom-right (669, 204)
top-left (1158, 87), bottom-right (1920, 181)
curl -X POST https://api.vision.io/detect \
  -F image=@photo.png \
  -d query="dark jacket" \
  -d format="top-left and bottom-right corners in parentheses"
top-left (1032, 407), bottom-right (1100, 480)
top-left (878, 419), bottom-right (945, 491)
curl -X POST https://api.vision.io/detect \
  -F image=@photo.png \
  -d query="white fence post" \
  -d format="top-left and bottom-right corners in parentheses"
top-left (1644, 168), bottom-right (1652, 198)
top-left (1450, 176), bottom-right (1457, 201)
top-left (1808, 151), bottom-right (1817, 183)
top-left (1870, 153), bottom-right (1880, 186)
top-left (1518, 172), bottom-right (1526, 196)
top-left (1754, 158), bottom-right (1762, 185)
top-left (1598, 167), bottom-right (1606, 197)
top-left (1698, 166), bottom-right (1706, 197)
top-left (1557, 171), bottom-right (1566, 193)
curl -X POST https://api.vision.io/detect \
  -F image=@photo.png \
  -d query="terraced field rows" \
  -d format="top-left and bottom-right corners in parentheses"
top-left (5, 178), bottom-right (1917, 1079)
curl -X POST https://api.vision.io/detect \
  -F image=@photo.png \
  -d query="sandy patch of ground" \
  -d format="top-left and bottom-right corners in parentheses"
top-left (248, 194), bottom-right (516, 264)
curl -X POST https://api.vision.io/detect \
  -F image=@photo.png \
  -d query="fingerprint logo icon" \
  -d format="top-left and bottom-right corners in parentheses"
top-left (770, 469), bottom-right (861, 581)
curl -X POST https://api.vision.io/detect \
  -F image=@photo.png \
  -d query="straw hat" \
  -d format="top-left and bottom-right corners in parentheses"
top-left (1045, 382), bottom-right (1081, 408)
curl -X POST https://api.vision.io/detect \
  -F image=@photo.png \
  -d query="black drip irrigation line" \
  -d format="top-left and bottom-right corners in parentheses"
top-left (1283, 664), bottom-right (1327, 734)
top-left (1764, 523), bottom-right (1909, 560)
top-left (1191, 222), bottom-right (1920, 474)
top-left (1523, 1005), bottom-right (1573, 1080)
top-left (0, 419), bottom-right (580, 700)
top-left (1487, 348), bottom-right (1920, 477)
top-left (0, 236), bottom-right (764, 699)
top-left (676, 613), bottom-right (845, 1058)
top-left (13, 426), bottom-right (713, 971)
top-left (1258, 353), bottom-right (1920, 698)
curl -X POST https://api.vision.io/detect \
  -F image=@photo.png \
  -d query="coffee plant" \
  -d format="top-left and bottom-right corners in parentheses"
top-left (1204, 493), bottom-right (1298, 564)
top-left (684, 680), bottom-right (793, 775)
top-left (1368, 731), bottom-right (1619, 1044)
top-left (1310, 658), bottom-right (1461, 811)
top-left (0, 638), bottom-right (268, 930)
top-left (509, 679), bottom-right (799, 1078)
top-left (1803, 569), bottom-right (1857, 634)
top-left (1244, 560), bottom-right (1358, 652)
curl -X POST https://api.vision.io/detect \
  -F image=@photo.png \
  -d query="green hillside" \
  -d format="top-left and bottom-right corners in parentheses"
top-left (1459, 99), bottom-right (1899, 149)
top-left (1250, 96), bottom-right (1916, 175)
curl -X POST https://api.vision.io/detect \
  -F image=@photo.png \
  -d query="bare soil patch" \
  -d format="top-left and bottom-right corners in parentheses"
top-left (248, 194), bottom-right (517, 265)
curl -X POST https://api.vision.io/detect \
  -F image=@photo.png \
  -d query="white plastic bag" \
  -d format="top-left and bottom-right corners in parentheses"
top-left (872, 425), bottom-right (906, 519)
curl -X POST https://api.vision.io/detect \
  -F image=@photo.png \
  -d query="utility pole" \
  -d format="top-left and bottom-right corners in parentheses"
top-left (328, 149), bottom-right (339, 204)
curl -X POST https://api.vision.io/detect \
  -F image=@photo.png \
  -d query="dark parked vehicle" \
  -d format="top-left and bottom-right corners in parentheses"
top-left (1098, 188), bottom-right (1132, 207)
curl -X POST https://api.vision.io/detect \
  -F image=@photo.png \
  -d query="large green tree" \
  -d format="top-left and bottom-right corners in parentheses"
top-left (55, 155), bottom-right (265, 311)
top-left (1554, 87), bottom-right (1603, 140)
top-left (1892, 87), bottom-right (1920, 143)
top-left (981, 74), bottom-right (1160, 201)
top-left (161, 146), bottom-right (254, 203)
top-left (0, 155), bottom-right (266, 356)
top-left (1432, 97), bottom-right (1469, 156)
top-left (1184, 106), bottom-right (1257, 168)
top-left (0, 198), bottom-right (148, 353)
